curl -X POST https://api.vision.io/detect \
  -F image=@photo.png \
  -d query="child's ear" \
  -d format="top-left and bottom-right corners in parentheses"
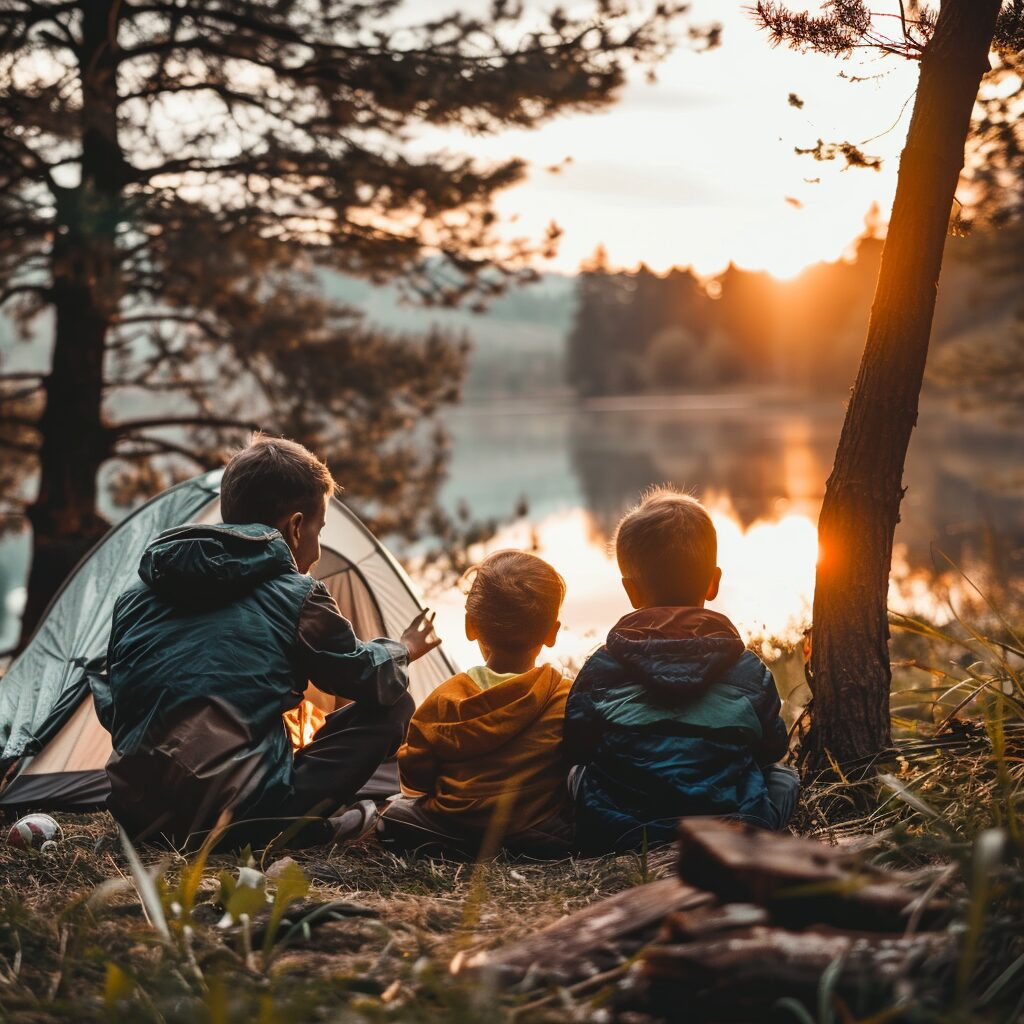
top-left (464, 614), bottom-right (477, 642)
top-left (281, 511), bottom-right (303, 550)
top-left (705, 567), bottom-right (722, 602)
top-left (622, 577), bottom-right (643, 609)
top-left (543, 620), bottom-right (561, 649)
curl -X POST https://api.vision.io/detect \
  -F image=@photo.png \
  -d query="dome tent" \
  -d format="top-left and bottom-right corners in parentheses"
top-left (0, 470), bottom-right (458, 812)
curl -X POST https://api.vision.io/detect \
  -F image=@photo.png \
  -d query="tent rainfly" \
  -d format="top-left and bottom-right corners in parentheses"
top-left (0, 470), bottom-right (458, 812)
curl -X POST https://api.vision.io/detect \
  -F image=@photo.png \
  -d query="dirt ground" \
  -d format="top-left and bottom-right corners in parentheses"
top-left (0, 811), bottom-right (675, 1023)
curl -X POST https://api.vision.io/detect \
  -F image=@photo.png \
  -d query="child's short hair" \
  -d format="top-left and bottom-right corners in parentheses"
top-left (464, 550), bottom-right (565, 651)
top-left (614, 487), bottom-right (717, 599)
top-left (221, 433), bottom-right (336, 526)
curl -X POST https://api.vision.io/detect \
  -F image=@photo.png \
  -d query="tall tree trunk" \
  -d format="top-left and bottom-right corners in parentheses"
top-left (19, 1), bottom-right (124, 645)
top-left (802, 0), bottom-right (1002, 771)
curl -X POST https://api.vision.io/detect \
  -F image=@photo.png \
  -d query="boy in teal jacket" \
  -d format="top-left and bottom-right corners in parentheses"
top-left (95, 435), bottom-right (438, 847)
top-left (564, 488), bottom-right (799, 854)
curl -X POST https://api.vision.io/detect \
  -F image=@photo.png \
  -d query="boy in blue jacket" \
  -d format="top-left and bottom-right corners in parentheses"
top-left (564, 487), bottom-right (799, 854)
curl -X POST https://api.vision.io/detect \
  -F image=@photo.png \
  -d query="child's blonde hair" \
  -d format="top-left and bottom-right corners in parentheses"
top-left (613, 486), bottom-right (717, 601)
top-left (464, 550), bottom-right (565, 651)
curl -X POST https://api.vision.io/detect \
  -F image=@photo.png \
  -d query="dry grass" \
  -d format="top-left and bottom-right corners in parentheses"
top-left (1, 591), bottom-right (1022, 1022)
top-left (0, 814), bottom-right (674, 1023)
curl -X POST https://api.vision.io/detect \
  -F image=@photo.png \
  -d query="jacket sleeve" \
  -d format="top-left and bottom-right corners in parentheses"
top-left (752, 663), bottom-right (789, 766)
top-left (561, 655), bottom-right (610, 766)
top-left (396, 715), bottom-right (438, 797)
top-left (294, 580), bottom-right (409, 706)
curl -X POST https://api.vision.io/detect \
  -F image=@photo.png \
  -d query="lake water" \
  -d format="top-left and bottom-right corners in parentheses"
top-left (427, 392), bottom-right (1024, 671)
top-left (2, 392), bottom-right (1021, 673)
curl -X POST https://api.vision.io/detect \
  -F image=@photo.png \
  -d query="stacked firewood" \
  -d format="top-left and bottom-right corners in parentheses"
top-left (642, 819), bottom-right (953, 1018)
top-left (453, 819), bottom-right (954, 1020)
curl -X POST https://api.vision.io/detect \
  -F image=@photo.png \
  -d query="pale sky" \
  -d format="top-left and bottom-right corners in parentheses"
top-left (421, 1), bottom-right (922, 277)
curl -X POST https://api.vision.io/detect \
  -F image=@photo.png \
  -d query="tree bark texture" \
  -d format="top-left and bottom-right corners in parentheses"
top-left (20, 1), bottom-right (124, 644)
top-left (803, 0), bottom-right (1002, 770)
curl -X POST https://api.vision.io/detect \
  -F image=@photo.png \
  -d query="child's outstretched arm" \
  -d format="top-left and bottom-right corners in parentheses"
top-left (295, 580), bottom-right (410, 706)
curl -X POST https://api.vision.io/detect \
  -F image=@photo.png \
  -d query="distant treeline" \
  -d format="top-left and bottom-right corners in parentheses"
top-left (566, 233), bottom-right (1015, 397)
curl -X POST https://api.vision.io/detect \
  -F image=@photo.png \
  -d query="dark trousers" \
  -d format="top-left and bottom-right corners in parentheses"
top-left (239, 693), bottom-right (414, 848)
top-left (377, 795), bottom-right (574, 860)
top-left (566, 760), bottom-right (800, 851)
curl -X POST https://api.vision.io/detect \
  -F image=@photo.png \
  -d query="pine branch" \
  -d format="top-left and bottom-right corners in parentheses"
top-left (113, 437), bottom-right (214, 467)
top-left (0, 283), bottom-right (51, 306)
top-left (109, 415), bottom-right (262, 434)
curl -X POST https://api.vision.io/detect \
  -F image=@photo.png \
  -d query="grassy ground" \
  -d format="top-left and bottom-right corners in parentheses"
top-left (1, 601), bottom-right (1021, 1023)
top-left (2, 730), bottom-right (1021, 1024)
top-left (0, 813), bottom-right (676, 1023)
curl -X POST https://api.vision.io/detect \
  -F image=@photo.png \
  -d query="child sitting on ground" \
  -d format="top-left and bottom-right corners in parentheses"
top-left (96, 434), bottom-right (438, 849)
top-left (564, 487), bottom-right (799, 855)
top-left (377, 551), bottom-right (572, 858)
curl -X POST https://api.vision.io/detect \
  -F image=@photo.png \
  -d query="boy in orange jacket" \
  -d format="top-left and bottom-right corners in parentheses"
top-left (377, 550), bottom-right (572, 857)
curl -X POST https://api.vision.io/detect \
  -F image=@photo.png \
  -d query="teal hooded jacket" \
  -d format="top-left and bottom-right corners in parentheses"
top-left (564, 607), bottom-right (789, 854)
top-left (92, 523), bottom-right (409, 842)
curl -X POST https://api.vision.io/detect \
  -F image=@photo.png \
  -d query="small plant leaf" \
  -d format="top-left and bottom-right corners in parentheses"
top-left (218, 867), bottom-right (268, 926)
top-left (103, 962), bottom-right (133, 1009)
top-left (118, 827), bottom-right (171, 941)
top-left (261, 861), bottom-right (310, 961)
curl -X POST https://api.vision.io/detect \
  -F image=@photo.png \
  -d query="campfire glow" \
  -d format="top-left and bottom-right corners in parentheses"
top-left (285, 699), bottom-right (326, 750)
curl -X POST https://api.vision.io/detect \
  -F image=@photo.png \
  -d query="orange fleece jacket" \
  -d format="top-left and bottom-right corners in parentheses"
top-left (397, 665), bottom-right (571, 834)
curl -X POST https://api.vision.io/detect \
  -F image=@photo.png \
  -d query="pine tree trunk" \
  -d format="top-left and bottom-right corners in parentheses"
top-left (802, 0), bottom-right (1002, 770)
top-left (19, 1), bottom-right (124, 645)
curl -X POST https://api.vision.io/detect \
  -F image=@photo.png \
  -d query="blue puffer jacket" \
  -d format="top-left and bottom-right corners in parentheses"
top-left (564, 607), bottom-right (788, 854)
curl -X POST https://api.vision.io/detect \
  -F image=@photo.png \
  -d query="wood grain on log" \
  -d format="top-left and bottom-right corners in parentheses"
top-left (676, 819), bottom-right (946, 931)
top-left (642, 927), bottom-right (954, 1014)
top-left (451, 876), bottom-right (714, 985)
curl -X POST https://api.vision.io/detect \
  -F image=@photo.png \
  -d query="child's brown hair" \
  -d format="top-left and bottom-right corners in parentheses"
top-left (614, 486), bottom-right (717, 603)
top-left (221, 433), bottom-right (336, 526)
top-left (464, 550), bottom-right (565, 652)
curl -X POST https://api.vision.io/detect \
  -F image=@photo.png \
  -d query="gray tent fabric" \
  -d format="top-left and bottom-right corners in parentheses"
top-left (0, 470), bottom-right (458, 811)
top-left (0, 474), bottom-right (220, 765)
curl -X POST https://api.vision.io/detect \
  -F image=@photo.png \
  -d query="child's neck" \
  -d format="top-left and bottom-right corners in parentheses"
top-left (484, 646), bottom-right (542, 675)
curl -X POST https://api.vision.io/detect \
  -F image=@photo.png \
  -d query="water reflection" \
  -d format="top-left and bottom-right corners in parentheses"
top-left (433, 393), bottom-right (1024, 670)
top-left (1, 393), bottom-right (1020, 661)
top-left (426, 502), bottom-right (982, 674)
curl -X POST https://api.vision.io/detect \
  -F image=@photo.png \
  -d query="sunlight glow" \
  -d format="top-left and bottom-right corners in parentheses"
top-left (427, 502), bottom-right (822, 673)
top-left (285, 700), bottom-right (326, 750)
top-left (425, 501), bottom-right (968, 674)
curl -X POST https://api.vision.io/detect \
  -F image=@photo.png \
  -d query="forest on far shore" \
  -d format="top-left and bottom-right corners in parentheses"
top-left (566, 225), bottom-right (1023, 398)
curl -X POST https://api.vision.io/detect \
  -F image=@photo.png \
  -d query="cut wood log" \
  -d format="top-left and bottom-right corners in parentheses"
top-left (641, 926), bottom-right (955, 1018)
top-left (659, 902), bottom-right (768, 941)
top-left (451, 876), bottom-right (714, 986)
top-left (677, 818), bottom-right (947, 930)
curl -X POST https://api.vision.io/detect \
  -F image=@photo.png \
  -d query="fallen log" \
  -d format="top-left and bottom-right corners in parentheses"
top-left (677, 818), bottom-right (947, 930)
top-left (451, 876), bottom-right (713, 986)
top-left (641, 925), bottom-right (955, 1019)
top-left (658, 901), bottom-right (768, 941)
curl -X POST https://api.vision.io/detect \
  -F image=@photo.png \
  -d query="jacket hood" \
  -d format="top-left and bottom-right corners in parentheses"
top-left (138, 523), bottom-right (297, 606)
top-left (414, 665), bottom-right (567, 762)
top-left (606, 607), bottom-right (745, 702)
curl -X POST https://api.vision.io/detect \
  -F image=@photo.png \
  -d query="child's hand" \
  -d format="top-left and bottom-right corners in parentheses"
top-left (401, 609), bottom-right (441, 662)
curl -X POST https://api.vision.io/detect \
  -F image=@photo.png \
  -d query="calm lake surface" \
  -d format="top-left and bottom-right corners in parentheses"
top-left (428, 392), bottom-right (1024, 670)
top-left (2, 392), bottom-right (1021, 671)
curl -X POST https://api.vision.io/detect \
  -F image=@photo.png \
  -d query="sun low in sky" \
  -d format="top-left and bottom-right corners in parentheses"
top-left (425, 0), bottom-right (921, 279)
